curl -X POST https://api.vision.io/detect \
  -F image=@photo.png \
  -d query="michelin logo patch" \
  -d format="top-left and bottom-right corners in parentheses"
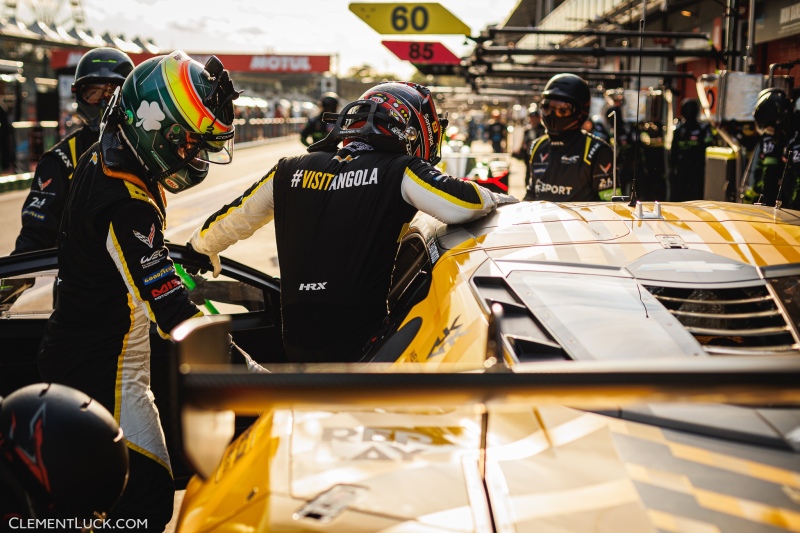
top-left (142, 265), bottom-right (174, 286)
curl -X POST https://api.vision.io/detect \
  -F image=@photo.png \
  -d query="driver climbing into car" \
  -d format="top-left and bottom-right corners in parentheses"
top-left (37, 51), bottom-right (241, 532)
top-left (524, 73), bottom-right (615, 202)
top-left (0, 48), bottom-right (134, 310)
top-left (189, 81), bottom-right (518, 363)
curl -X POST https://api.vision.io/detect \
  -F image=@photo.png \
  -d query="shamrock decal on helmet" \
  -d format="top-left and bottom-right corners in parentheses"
top-left (135, 101), bottom-right (165, 131)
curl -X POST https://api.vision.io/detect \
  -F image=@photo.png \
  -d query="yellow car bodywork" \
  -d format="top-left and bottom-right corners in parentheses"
top-left (176, 201), bottom-right (800, 532)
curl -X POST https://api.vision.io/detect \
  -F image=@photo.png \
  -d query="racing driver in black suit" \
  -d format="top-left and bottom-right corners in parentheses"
top-left (190, 81), bottom-right (517, 363)
top-left (524, 73), bottom-right (615, 202)
top-left (38, 51), bottom-right (240, 531)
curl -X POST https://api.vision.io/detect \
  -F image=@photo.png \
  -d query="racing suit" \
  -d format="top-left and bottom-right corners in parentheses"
top-left (669, 120), bottom-right (715, 201)
top-left (0, 126), bottom-right (97, 312)
top-left (300, 113), bottom-right (332, 147)
top-left (754, 133), bottom-right (785, 206)
top-left (191, 141), bottom-right (503, 363)
top-left (608, 118), bottom-right (640, 196)
top-left (786, 119), bottom-right (800, 209)
top-left (13, 126), bottom-right (96, 254)
top-left (38, 132), bottom-right (202, 531)
top-left (524, 130), bottom-right (615, 202)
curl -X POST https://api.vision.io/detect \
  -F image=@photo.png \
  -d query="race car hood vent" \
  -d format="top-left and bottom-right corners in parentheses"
top-left (472, 248), bottom-right (800, 360)
top-left (643, 284), bottom-right (798, 354)
top-left (627, 249), bottom-right (799, 354)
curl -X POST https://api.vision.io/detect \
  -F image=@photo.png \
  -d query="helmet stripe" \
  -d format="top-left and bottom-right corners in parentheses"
top-left (162, 56), bottom-right (231, 136)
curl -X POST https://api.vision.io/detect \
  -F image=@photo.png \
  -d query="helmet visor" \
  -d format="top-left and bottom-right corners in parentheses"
top-left (79, 83), bottom-right (119, 105)
top-left (541, 99), bottom-right (575, 118)
top-left (166, 123), bottom-right (234, 165)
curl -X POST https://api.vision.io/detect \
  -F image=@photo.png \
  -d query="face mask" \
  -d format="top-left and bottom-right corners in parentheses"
top-left (541, 99), bottom-right (581, 134)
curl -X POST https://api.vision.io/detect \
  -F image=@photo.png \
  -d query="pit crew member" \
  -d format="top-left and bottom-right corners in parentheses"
top-left (524, 73), bottom-right (615, 202)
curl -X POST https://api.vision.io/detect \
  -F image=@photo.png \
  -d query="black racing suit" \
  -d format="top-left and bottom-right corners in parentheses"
top-left (191, 142), bottom-right (501, 363)
top-left (13, 126), bottom-right (96, 254)
top-left (782, 113), bottom-right (800, 209)
top-left (524, 130), bottom-right (615, 202)
top-left (608, 119), bottom-right (641, 196)
top-left (38, 132), bottom-right (202, 531)
top-left (754, 133), bottom-right (785, 207)
top-left (300, 114), bottom-right (332, 147)
top-left (669, 120), bottom-right (715, 201)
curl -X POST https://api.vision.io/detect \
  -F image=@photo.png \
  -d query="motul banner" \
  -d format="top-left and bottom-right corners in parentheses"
top-left (50, 50), bottom-right (331, 73)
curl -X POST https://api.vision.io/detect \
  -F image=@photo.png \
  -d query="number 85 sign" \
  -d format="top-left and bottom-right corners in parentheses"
top-left (381, 41), bottom-right (461, 65)
top-left (349, 3), bottom-right (471, 35)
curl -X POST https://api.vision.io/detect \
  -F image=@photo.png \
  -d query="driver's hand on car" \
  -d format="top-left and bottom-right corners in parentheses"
top-left (184, 242), bottom-right (222, 278)
top-left (493, 192), bottom-right (520, 206)
top-left (0, 277), bottom-right (35, 311)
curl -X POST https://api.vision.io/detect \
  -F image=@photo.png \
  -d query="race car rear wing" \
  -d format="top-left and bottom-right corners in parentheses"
top-left (170, 316), bottom-right (800, 478)
top-left (173, 315), bottom-right (800, 412)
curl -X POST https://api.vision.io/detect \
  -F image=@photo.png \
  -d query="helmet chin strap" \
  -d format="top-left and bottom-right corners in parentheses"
top-left (153, 144), bottom-right (203, 182)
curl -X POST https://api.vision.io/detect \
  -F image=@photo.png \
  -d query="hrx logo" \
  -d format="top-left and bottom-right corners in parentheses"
top-left (299, 282), bottom-right (327, 290)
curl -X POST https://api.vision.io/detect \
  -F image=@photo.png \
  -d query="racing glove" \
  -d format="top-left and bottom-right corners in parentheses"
top-left (185, 240), bottom-right (222, 278)
top-left (493, 192), bottom-right (520, 206)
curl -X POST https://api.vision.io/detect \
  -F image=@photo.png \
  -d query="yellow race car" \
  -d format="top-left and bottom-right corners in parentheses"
top-left (170, 200), bottom-right (800, 533)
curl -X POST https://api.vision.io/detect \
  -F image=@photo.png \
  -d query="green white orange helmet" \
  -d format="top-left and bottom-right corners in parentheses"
top-left (114, 51), bottom-right (240, 193)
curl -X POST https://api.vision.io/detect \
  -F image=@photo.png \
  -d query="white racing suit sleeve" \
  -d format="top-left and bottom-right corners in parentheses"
top-left (400, 163), bottom-right (500, 224)
top-left (190, 168), bottom-right (276, 276)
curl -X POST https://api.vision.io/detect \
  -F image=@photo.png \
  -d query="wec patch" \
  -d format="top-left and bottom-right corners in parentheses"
top-left (141, 249), bottom-right (165, 269)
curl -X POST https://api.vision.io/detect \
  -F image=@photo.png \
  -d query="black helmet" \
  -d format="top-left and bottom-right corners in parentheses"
top-left (309, 81), bottom-right (448, 165)
top-left (754, 88), bottom-right (792, 136)
top-left (680, 98), bottom-right (700, 122)
top-left (540, 73), bottom-right (590, 134)
top-left (72, 47), bottom-right (134, 131)
top-left (320, 92), bottom-right (339, 112)
top-left (0, 383), bottom-right (128, 519)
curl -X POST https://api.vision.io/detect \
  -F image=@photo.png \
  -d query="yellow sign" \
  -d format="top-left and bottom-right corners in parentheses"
top-left (349, 3), bottom-right (471, 35)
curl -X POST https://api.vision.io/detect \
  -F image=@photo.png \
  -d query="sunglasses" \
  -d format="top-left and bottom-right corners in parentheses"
top-left (79, 83), bottom-right (119, 105)
top-left (540, 100), bottom-right (575, 118)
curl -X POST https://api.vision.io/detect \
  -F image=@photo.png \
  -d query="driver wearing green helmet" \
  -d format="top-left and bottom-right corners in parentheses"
top-left (38, 50), bottom-right (240, 531)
